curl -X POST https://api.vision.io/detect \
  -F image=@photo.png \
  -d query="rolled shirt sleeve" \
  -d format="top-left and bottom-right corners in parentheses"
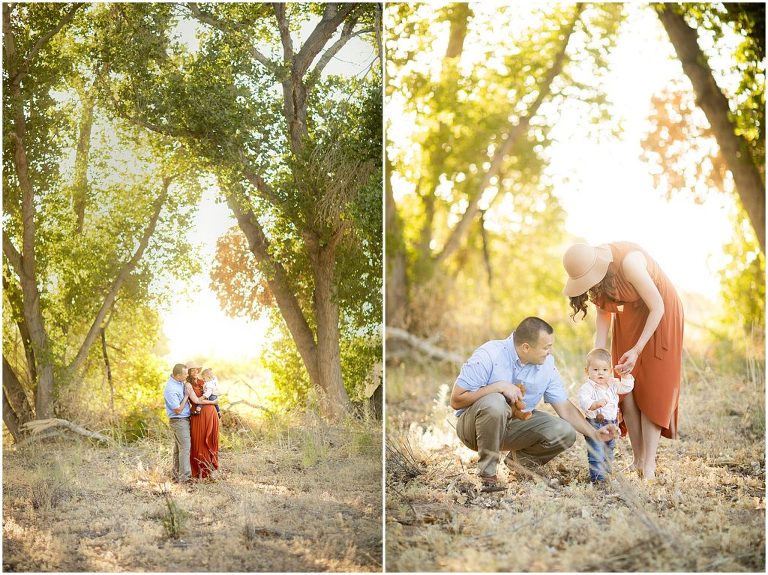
top-left (455, 349), bottom-right (493, 392)
top-left (542, 359), bottom-right (569, 405)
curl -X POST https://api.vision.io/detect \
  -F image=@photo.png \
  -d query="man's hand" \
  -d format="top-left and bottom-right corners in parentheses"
top-left (495, 381), bottom-right (523, 405)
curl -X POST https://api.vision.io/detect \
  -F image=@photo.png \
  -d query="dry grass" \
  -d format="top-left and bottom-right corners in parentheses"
top-left (3, 413), bottom-right (382, 572)
top-left (385, 352), bottom-right (765, 572)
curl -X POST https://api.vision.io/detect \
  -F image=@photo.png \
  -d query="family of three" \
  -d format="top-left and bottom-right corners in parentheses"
top-left (163, 362), bottom-right (222, 482)
top-left (451, 241), bottom-right (683, 488)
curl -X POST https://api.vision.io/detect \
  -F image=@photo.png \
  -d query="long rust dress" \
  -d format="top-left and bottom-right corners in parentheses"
top-left (591, 242), bottom-right (684, 439)
top-left (189, 377), bottom-right (219, 479)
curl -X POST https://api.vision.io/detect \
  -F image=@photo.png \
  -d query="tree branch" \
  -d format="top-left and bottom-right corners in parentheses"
top-left (434, 4), bottom-right (583, 265)
top-left (307, 18), bottom-right (367, 85)
top-left (385, 327), bottom-right (465, 364)
top-left (293, 3), bottom-right (357, 79)
top-left (66, 178), bottom-right (172, 379)
top-left (272, 3), bottom-right (294, 63)
top-left (2, 235), bottom-right (24, 278)
top-left (186, 2), bottom-right (277, 73)
top-left (8, 3), bottom-right (85, 87)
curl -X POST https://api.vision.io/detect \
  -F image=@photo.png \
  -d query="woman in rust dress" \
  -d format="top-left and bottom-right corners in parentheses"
top-left (563, 242), bottom-right (684, 480)
top-left (184, 363), bottom-right (220, 479)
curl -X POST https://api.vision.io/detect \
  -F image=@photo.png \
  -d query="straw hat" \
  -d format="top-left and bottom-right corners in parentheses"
top-left (562, 243), bottom-right (613, 297)
top-left (186, 360), bottom-right (203, 370)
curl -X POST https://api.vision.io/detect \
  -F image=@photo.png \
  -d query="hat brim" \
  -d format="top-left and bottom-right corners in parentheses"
top-left (563, 247), bottom-right (612, 297)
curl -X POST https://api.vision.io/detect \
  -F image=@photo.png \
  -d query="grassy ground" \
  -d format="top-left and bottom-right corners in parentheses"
top-left (3, 412), bottom-right (382, 572)
top-left (385, 352), bottom-right (765, 572)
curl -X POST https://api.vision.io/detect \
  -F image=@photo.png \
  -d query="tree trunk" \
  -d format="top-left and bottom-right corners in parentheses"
top-left (4, 7), bottom-right (56, 419)
top-left (72, 85), bottom-right (95, 234)
top-left (310, 237), bottom-right (350, 419)
top-left (100, 327), bottom-right (114, 410)
top-left (3, 357), bottom-right (35, 442)
top-left (65, 180), bottom-right (170, 381)
top-left (385, 153), bottom-right (408, 329)
top-left (414, 4), bottom-right (472, 278)
top-left (225, 192), bottom-right (321, 386)
top-left (658, 7), bottom-right (765, 252)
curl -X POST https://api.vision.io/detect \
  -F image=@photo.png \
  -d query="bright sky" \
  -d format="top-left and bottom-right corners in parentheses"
top-left (160, 14), bottom-right (377, 364)
top-left (545, 3), bottom-right (736, 300)
top-left (160, 184), bottom-right (271, 363)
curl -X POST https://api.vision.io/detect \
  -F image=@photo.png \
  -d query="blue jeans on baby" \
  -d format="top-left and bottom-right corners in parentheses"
top-left (585, 417), bottom-right (616, 482)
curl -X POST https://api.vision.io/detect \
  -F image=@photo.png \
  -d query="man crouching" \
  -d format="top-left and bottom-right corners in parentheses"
top-left (451, 316), bottom-right (616, 489)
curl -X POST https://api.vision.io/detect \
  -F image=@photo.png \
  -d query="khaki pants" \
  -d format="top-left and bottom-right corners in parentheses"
top-left (456, 393), bottom-right (577, 477)
top-left (169, 417), bottom-right (191, 482)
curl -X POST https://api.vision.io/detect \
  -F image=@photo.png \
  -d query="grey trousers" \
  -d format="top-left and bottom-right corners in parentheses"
top-left (456, 393), bottom-right (577, 477)
top-left (169, 417), bottom-right (191, 482)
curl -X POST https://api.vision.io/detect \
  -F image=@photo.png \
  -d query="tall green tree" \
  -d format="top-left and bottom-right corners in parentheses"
top-left (642, 3), bottom-right (765, 333)
top-left (103, 3), bottom-right (382, 419)
top-left (385, 3), bottom-right (622, 337)
top-left (2, 3), bottom-right (197, 439)
top-left (656, 3), bottom-right (765, 252)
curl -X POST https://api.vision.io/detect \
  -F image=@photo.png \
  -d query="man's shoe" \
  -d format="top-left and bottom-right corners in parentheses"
top-left (478, 474), bottom-right (506, 493)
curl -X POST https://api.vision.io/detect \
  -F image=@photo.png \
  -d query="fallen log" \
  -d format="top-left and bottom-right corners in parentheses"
top-left (19, 418), bottom-right (112, 445)
top-left (385, 326), bottom-right (465, 364)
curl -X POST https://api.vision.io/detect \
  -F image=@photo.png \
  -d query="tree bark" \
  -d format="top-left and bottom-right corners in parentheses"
top-left (385, 153), bottom-right (408, 329)
top-left (308, 232), bottom-right (350, 419)
top-left (658, 7), bottom-right (765, 252)
top-left (3, 357), bottom-right (35, 442)
top-left (435, 4), bottom-right (583, 265)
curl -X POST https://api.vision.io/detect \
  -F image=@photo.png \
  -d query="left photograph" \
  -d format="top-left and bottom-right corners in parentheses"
top-left (2, 2), bottom-right (383, 572)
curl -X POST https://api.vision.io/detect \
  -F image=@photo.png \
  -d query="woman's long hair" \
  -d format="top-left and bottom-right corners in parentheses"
top-left (569, 269), bottom-right (615, 320)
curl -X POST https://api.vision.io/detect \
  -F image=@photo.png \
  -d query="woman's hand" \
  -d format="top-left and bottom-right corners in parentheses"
top-left (595, 424), bottom-right (618, 442)
top-left (616, 348), bottom-right (639, 376)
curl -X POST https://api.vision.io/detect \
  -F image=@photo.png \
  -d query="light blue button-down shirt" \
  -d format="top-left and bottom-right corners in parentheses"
top-left (164, 376), bottom-right (190, 418)
top-left (454, 333), bottom-right (569, 417)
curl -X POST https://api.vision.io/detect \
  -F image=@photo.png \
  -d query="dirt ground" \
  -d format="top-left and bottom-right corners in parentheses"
top-left (385, 357), bottom-right (765, 572)
top-left (3, 418), bottom-right (382, 572)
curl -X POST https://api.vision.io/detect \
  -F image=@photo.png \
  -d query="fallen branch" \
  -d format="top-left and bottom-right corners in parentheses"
top-left (386, 327), bottom-right (465, 364)
top-left (20, 418), bottom-right (112, 445)
top-left (227, 400), bottom-right (274, 416)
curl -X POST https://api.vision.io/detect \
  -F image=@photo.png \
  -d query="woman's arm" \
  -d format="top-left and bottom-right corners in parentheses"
top-left (615, 251), bottom-right (665, 374)
top-left (595, 307), bottom-right (612, 349)
top-left (183, 382), bottom-right (216, 405)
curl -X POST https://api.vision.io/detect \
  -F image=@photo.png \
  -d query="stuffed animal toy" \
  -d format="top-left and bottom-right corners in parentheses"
top-left (511, 383), bottom-right (532, 420)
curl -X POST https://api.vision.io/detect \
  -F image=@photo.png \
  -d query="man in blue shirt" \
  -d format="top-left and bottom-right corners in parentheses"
top-left (164, 363), bottom-right (191, 482)
top-left (451, 316), bottom-right (616, 489)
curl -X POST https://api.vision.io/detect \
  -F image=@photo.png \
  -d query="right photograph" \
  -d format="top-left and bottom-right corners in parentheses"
top-left (384, 3), bottom-right (764, 573)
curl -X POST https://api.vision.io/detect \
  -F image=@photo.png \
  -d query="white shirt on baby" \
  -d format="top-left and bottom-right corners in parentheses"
top-left (577, 375), bottom-right (635, 421)
top-left (202, 377), bottom-right (219, 399)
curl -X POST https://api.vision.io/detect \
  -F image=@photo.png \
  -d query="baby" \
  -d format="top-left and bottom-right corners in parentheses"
top-left (577, 348), bottom-right (634, 482)
top-left (196, 367), bottom-right (221, 418)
